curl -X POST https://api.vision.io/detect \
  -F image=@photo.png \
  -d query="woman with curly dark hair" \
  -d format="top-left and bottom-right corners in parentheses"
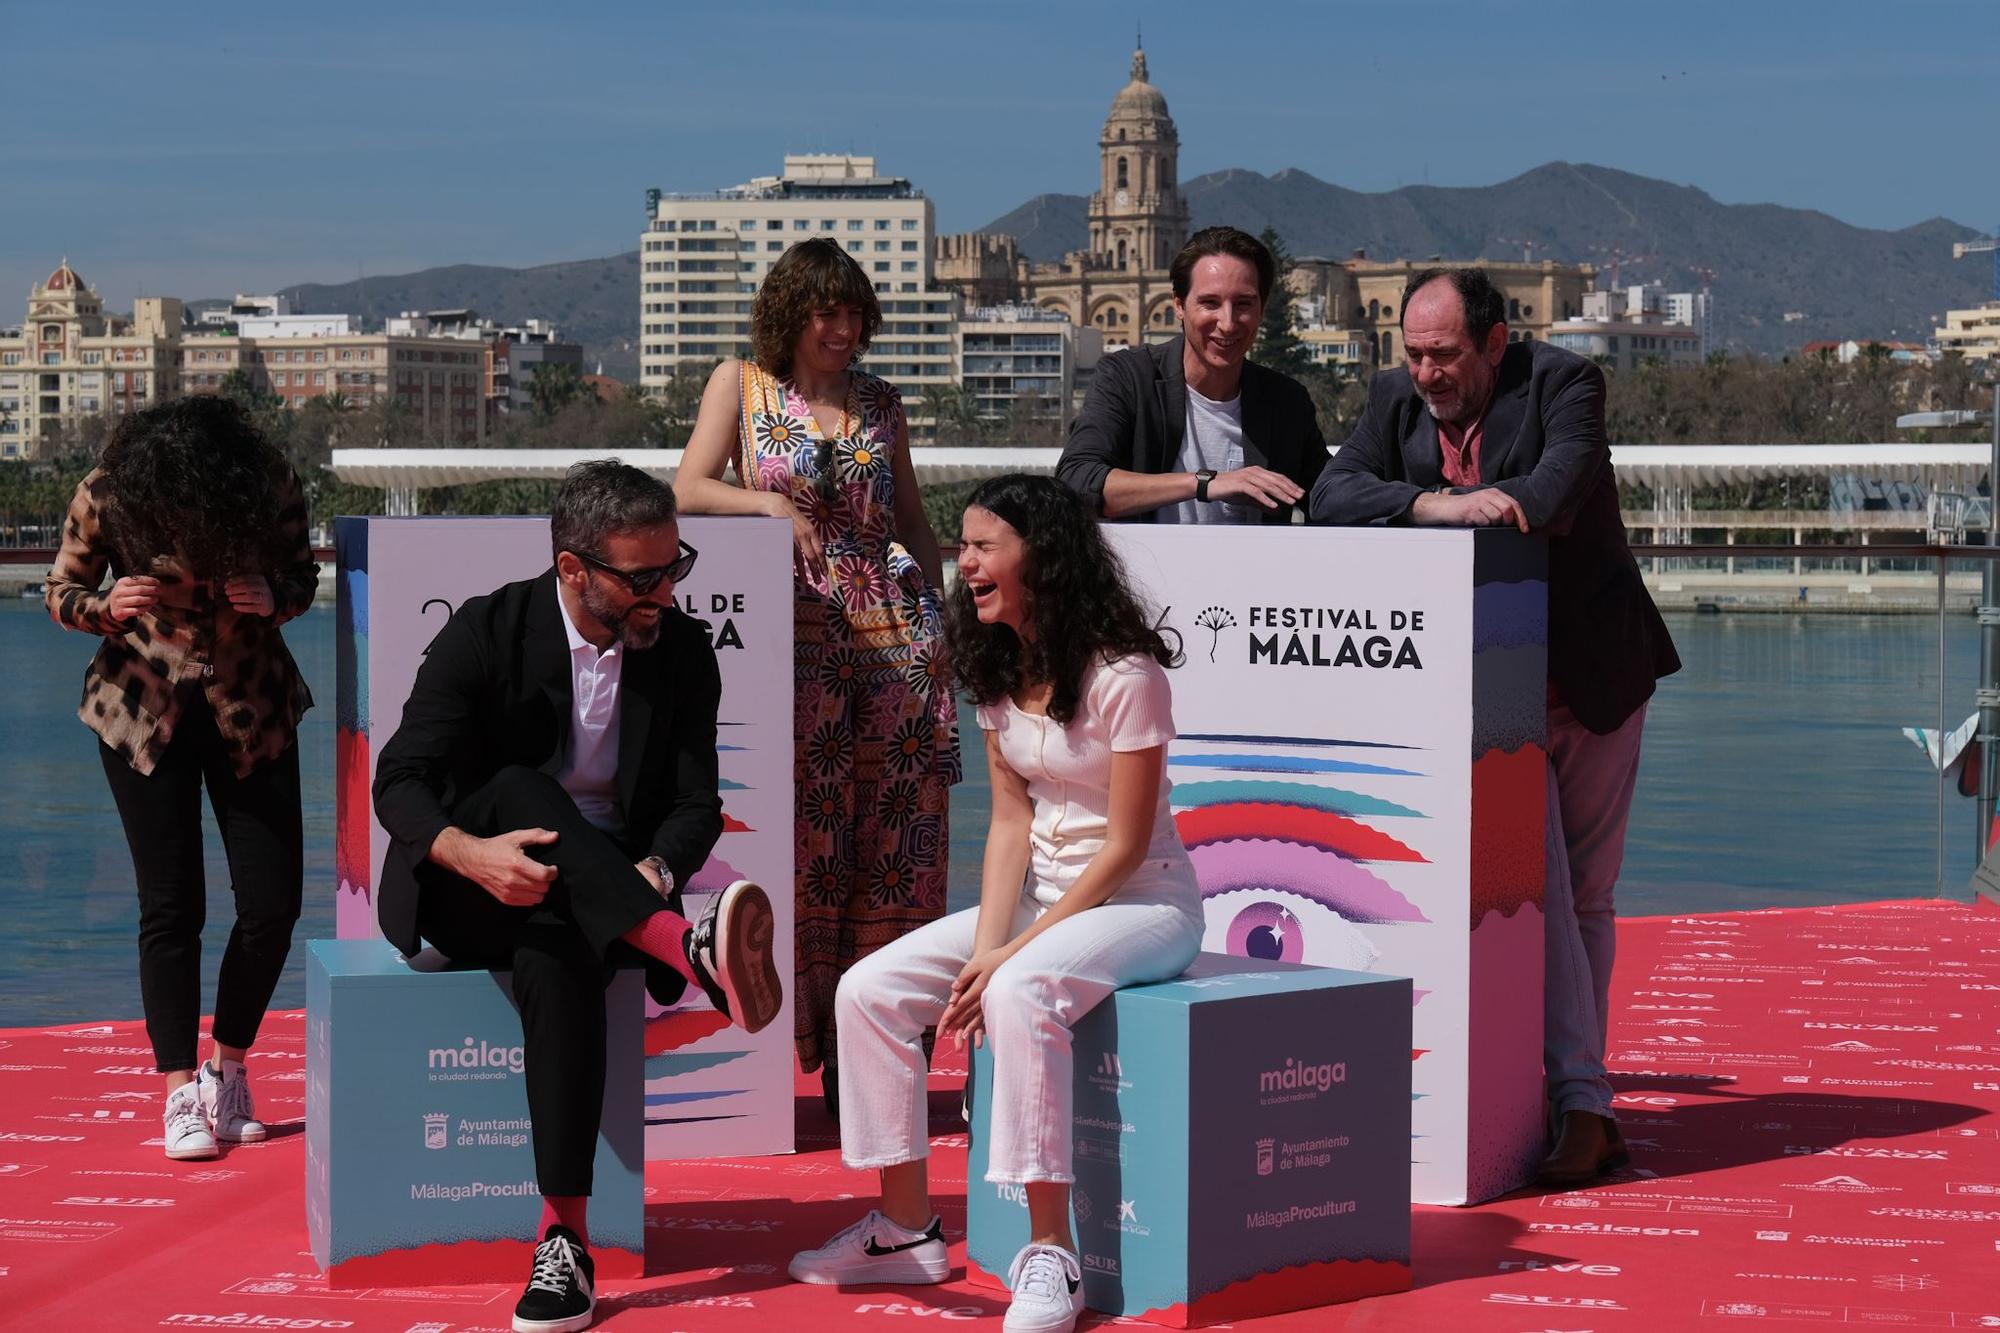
top-left (788, 474), bottom-right (1202, 1333)
top-left (45, 395), bottom-right (318, 1162)
top-left (675, 237), bottom-right (957, 1109)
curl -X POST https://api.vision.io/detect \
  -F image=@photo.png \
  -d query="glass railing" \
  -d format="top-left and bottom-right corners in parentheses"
top-left (0, 540), bottom-right (1993, 1028)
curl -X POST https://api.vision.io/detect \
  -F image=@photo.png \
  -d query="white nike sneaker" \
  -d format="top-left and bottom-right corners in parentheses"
top-left (197, 1057), bottom-right (267, 1143)
top-left (1004, 1243), bottom-right (1084, 1333)
top-left (788, 1209), bottom-right (951, 1286)
top-left (163, 1081), bottom-right (218, 1161)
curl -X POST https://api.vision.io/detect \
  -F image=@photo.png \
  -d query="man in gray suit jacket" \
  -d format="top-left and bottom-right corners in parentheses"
top-left (1309, 268), bottom-right (1679, 1190)
top-left (1058, 226), bottom-right (1326, 524)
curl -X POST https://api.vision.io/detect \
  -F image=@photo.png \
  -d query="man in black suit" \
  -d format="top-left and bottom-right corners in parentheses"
top-left (1308, 268), bottom-right (1679, 1190)
top-left (1057, 226), bottom-right (1326, 524)
top-left (373, 460), bottom-right (781, 1333)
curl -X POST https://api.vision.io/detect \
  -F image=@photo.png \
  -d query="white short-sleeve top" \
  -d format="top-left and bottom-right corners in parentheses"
top-left (975, 652), bottom-right (1190, 903)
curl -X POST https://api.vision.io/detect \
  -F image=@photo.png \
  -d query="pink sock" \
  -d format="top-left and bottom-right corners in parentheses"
top-left (619, 909), bottom-right (697, 985)
top-left (540, 1194), bottom-right (589, 1248)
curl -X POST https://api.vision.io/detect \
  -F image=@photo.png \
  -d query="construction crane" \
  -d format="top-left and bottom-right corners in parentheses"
top-left (1588, 244), bottom-right (1652, 291)
top-left (1953, 226), bottom-right (2000, 301)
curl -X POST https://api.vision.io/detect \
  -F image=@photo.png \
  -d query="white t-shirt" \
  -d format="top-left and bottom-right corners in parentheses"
top-left (554, 590), bottom-right (624, 834)
top-left (1158, 383), bottom-right (1257, 525)
top-left (975, 653), bottom-right (1190, 903)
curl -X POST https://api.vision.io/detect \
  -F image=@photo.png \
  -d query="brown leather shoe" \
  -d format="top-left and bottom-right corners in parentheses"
top-left (1536, 1111), bottom-right (1630, 1188)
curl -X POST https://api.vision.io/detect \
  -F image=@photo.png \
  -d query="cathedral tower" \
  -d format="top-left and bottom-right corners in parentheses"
top-left (1087, 43), bottom-right (1190, 275)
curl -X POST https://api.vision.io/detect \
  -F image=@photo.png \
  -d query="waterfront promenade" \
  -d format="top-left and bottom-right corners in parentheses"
top-left (3, 898), bottom-right (1995, 1330)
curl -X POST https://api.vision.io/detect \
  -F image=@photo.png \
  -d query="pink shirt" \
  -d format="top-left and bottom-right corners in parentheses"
top-left (1439, 413), bottom-right (1484, 488)
top-left (976, 653), bottom-right (1188, 903)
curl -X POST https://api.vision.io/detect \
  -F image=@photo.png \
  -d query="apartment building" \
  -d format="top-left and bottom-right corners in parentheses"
top-left (639, 154), bottom-right (958, 426)
top-left (1934, 304), bottom-right (2000, 363)
top-left (957, 305), bottom-right (1102, 432)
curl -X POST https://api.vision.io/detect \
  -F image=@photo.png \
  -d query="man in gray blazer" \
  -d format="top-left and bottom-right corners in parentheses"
top-left (1309, 267), bottom-right (1679, 1190)
top-left (1057, 226), bottom-right (1326, 524)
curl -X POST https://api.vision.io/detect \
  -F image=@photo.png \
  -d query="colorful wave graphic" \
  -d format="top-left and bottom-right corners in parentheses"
top-left (1175, 735), bottom-right (1432, 965)
top-left (686, 856), bottom-right (749, 894)
top-left (1469, 744), bottom-right (1545, 923)
top-left (644, 1010), bottom-right (731, 1055)
top-left (1177, 805), bottom-right (1425, 863)
top-left (1170, 754), bottom-right (1420, 777)
top-left (334, 728), bottom-right (371, 902)
top-left (1172, 777), bottom-right (1423, 820)
top-left (1190, 843), bottom-right (1427, 924)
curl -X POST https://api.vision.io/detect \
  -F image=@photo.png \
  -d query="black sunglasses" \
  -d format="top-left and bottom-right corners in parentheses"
top-left (569, 542), bottom-right (698, 596)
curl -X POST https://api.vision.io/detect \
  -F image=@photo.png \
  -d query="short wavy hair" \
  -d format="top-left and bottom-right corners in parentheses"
top-left (945, 473), bottom-right (1181, 727)
top-left (749, 238), bottom-right (882, 378)
top-left (549, 458), bottom-right (676, 559)
top-left (98, 395), bottom-right (289, 577)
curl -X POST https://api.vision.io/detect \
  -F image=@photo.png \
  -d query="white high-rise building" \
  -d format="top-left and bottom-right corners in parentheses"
top-left (1664, 291), bottom-right (1714, 357)
top-left (639, 154), bottom-right (958, 429)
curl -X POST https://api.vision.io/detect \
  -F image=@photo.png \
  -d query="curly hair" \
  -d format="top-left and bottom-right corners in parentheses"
top-left (97, 396), bottom-right (290, 577)
top-left (749, 237), bottom-right (881, 378)
top-left (945, 473), bottom-right (1181, 726)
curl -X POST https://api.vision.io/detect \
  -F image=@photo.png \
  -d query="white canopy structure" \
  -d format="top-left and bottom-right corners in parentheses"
top-left (329, 443), bottom-right (1993, 521)
top-left (331, 443), bottom-right (1993, 488)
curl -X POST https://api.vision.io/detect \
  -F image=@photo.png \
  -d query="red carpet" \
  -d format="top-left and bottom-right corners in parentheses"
top-left (3, 899), bottom-right (1997, 1330)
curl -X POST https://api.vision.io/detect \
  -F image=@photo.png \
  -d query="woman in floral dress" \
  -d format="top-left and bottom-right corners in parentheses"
top-left (676, 238), bottom-right (959, 1107)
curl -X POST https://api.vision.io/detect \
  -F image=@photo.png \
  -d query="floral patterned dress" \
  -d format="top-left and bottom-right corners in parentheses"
top-left (737, 360), bottom-right (960, 1072)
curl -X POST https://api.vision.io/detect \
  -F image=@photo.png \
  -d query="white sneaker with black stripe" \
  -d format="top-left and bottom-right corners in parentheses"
top-left (788, 1209), bottom-right (950, 1286)
top-left (513, 1224), bottom-right (595, 1333)
top-left (1004, 1243), bottom-right (1084, 1333)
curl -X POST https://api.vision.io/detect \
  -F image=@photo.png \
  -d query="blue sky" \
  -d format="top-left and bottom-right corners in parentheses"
top-left (5, 0), bottom-right (1996, 310)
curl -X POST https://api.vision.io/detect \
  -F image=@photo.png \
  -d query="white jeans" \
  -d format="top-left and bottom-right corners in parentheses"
top-left (834, 862), bottom-right (1204, 1183)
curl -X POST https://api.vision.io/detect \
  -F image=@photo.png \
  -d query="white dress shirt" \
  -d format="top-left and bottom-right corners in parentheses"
top-left (555, 590), bottom-right (625, 834)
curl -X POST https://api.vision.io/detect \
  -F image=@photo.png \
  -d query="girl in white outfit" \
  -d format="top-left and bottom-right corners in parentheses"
top-left (790, 474), bottom-right (1205, 1333)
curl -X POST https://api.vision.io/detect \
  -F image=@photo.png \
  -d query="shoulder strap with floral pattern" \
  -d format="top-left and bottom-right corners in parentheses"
top-left (735, 360), bottom-right (785, 492)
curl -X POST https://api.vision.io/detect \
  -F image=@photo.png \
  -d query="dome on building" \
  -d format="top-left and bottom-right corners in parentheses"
top-left (1108, 48), bottom-right (1169, 119)
top-left (44, 260), bottom-right (84, 292)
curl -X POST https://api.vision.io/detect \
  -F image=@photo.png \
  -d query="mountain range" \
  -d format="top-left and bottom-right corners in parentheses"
top-left (196, 162), bottom-right (1991, 378)
top-left (984, 162), bottom-right (1990, 356)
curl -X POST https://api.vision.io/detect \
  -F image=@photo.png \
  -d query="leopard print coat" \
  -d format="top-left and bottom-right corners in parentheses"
top-left (44, 466), bottom-right (319, 776)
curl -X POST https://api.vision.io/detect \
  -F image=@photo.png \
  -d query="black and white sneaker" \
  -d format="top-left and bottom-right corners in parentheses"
top-left (788, 1209), bottom-right (951, 1285)
top-left (1004, 1242), bottom-right (1084, 1333)
top-left (685, 880), bottom-right (782, 1034)
top-left (513, 1224), bottom-right (595, 1333)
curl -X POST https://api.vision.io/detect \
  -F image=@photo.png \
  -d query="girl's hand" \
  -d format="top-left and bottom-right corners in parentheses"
top-left (939, 946), bottom-right (1010, 1048)
top-left (105, 575), bottom-right (161, 623)
top-left (223, 574), bottom-right (274, 617)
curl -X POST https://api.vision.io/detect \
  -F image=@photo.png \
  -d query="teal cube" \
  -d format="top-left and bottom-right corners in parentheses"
top-left (306, 939), bottom-right (644, 1285)
top-left (965, 952), bottom-right (1411, 1326)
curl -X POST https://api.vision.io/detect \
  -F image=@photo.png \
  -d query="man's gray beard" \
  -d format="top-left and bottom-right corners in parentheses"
top-left (580, 579), bottom-right (662, 650)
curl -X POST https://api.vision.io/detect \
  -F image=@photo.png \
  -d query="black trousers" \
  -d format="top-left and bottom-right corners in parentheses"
top-left (98, 696), bottom-right (304, 1075)
top-left (414, 765), bottom-right (665, 1198)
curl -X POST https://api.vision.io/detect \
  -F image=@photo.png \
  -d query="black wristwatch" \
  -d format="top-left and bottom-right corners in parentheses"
top-left (1195, 468), bottom-right (1218, 502)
